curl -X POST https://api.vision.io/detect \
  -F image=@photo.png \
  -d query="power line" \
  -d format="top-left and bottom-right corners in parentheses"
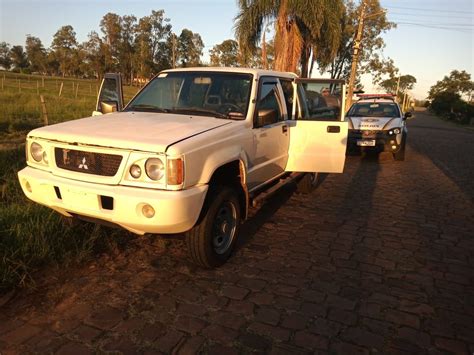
top-left (388, 11), bottom-right (473, 19)
top-left (390, 20), bottom-right (474, 27)
top-left (385, 5), bottom-right (472, 14)
top-left (394, 22), bottom-right (472, 33)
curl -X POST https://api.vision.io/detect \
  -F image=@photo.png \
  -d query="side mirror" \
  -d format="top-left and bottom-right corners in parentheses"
top-left (96, 73), bottom-right (124, 114)
top-left (101, 101), bottom-right (119, 114)
top-left (404, 111), bottom-right (412, 120)
top-left (257, 109), bottom-right (277, 127)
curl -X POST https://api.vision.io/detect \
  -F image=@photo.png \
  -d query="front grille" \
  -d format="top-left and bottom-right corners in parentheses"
top-left (54, 148), bottom-right (122, 176)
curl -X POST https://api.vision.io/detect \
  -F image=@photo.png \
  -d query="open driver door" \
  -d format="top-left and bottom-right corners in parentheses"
top-left (285, 79), bottom-right (348, 173)
top-left (92, 73), bottom-right (124, 116)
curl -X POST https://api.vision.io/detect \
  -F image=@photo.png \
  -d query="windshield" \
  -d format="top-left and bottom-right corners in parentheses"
top-left (348, 102), bottom-right (401, 118)
top-left (125, 72), bottom-right (253, 120)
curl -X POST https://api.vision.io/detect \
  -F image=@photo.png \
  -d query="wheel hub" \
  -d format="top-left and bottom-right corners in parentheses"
top-left (212, 201), bottom-right (237, 255)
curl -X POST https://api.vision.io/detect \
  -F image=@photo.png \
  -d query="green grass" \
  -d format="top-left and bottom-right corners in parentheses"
top-left (0, 71), bottom-right (142, 292)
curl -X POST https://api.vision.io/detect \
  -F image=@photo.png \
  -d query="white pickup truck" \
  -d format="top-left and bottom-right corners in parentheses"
top-left (18, 67), bottom-right (348, 267)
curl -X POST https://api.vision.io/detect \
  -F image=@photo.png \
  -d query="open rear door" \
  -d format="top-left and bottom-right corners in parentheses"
top-left (285, 79), bottom-right (348, 173)
top-left (92, 73), bottom-right (124, 116)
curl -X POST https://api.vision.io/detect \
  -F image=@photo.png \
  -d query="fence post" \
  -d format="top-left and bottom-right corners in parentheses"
top-left (40, 95), bottom-right (49, 126)
top-left (59, 82), bottom-right (64, 97)
top-left (42, 76), bottom-right (45, 88)
top-left (72, 81), bottom-right (74, 93)
top-left (36, 81), bottom-right (39, 95)
top-left (75, 83), bottom-right (79, 99)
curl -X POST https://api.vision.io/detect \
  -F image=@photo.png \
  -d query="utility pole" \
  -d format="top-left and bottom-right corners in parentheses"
top-left (346, 0), bottom-right (368, 111)
top-left (395, 75), bottom-right (401, 103)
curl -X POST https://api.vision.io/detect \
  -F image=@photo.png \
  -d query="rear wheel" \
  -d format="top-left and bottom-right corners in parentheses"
top-left (186, 187), bottom-right (241, 268)
top-left (296, 172), bottom-right (318, 194)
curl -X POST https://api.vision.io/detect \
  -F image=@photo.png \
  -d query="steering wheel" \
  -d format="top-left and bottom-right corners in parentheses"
top-left (217, 103), bottom-right (243, 114)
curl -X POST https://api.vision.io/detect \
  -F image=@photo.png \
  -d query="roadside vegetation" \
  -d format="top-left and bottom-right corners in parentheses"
top-left (0, 72), bottom-right (139, 292)
top-left (426, 70), bottom-right (474, 125)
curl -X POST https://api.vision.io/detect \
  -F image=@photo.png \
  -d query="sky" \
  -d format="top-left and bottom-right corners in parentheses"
top-left (0, 0), bottom-right (472, 99)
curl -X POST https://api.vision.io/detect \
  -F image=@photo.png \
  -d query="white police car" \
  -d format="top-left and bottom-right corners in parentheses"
top-left (346, 94), bottom-right (411, 160)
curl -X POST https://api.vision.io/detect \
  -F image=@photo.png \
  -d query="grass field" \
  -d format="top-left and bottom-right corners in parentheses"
top-left (0, 71), bottom-right (140, 142)
top-left (0, 72), bottom-right (141, 291)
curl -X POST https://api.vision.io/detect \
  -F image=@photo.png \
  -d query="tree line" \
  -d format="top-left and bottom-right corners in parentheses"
top-left (427, 70), bottom-right (474, 124)
top-left (1, 1), bottom-right (409, 91)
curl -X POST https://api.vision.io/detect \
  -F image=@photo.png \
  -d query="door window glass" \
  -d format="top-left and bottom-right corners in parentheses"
top-left (279, 79), bottom-right (293, 118)
top-left (297, 81), bottom-right (343, 120)
top-left (255, 82), bottom-right (282, 127)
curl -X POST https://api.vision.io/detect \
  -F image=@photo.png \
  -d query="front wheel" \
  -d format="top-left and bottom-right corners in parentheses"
top-left (393, 135), bottom-right (406, 161)
top-left (296, 172), bottom-right (318, 194)
top-left (186, 187), bottom-right (241, 268)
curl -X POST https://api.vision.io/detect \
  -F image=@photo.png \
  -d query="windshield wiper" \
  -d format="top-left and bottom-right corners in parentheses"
top-left (125, 104), bottom-right (170, 113)
top-left (169, 107), bottom-right (229, 119)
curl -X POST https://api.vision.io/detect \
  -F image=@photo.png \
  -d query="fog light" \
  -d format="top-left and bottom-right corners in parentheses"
top-left (390, 140), bottom-right (395, 144)
top-left (25, 180), bottom-right (32, 193)
top-left (392, 145), bottom-right (397, 150)
top-left (142, 204), bottom-right (155, 218)
top-left (130, 164), bottom-right (142, 179)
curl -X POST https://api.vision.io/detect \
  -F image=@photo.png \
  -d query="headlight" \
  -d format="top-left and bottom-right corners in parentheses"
top-left (30, 142), bottom-right (43, 162)
top-left (393, 128), bottom-right (401, 134)
top-left (145, 158), bottom-right (164, 181)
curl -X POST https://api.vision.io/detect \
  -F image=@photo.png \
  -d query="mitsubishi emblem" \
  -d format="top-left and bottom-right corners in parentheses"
top-left (78, 157), bottom-right (89, 170)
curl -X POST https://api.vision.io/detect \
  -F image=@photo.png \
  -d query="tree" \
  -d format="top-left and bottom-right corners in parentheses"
top-left (10, 45), bottom-right (29, 71)
top-left (428, 70), bottom-right (474, 100)
top-left (51, 25), bottom-right (78, 76)
top-left (319, 0), bottom-right (396, 83)
top-left (118, 15), bottom-right (137, 83)
top-left (380, 74), bottom-right (416, 93)
top-left (178, 29), bottom-right (204, 67)
top-left (82, 31), bottom-right (106, 79)
top-left (210, 40), bottom-right (239, 67)
top-left (100, 13), bottom-right (122, 71)
top-left (235, 0), bottom-right (344, 75)
top-left (25, 35), bottom-right (47, 73)
top-left (0, 42), bottom-right (12, 70)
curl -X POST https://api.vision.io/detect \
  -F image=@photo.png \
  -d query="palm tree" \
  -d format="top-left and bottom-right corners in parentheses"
top-left (235, 0), bottom-right (344, 76)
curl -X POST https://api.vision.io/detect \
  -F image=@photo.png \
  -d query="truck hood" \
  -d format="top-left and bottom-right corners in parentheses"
top-left (347, 116), bottom-right (401, 130)
top-left (28, 112), bottom-right (232, 152)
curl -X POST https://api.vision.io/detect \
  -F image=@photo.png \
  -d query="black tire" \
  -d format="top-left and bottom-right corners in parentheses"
top-left (393, 136), bottom-right (406, 161)
top-left (186, 186), bottom-right (241, 268)
top-left (296, 172), bottom-right (318, 194)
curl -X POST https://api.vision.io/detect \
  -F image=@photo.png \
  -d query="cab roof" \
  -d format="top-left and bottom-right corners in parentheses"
top-left (162, 66), bottom-right (298, 79)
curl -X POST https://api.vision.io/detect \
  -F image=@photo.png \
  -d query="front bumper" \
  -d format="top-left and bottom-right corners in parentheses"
top-left (348, 130), bottom-right (403, 152)
top-left (18, 166), bottom-right (208, 235)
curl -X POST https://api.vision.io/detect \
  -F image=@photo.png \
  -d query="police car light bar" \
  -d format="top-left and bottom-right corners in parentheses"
top-left (356, 93), bottom-right (396, 101)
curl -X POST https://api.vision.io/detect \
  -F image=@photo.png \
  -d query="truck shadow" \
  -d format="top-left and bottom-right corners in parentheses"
top-left (235, 183), bottom-right (296, 252)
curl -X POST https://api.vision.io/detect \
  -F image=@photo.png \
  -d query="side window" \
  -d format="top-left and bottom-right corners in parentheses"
top-left (254, 81), bottom-right (282, 127)
top-left (296, 80), bottom-right (344, 121)
top-left (279, 79), bottom-right (293, 118)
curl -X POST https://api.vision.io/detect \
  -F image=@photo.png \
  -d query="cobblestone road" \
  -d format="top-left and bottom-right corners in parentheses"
top-left (0, 111), bottom-right (473, 354)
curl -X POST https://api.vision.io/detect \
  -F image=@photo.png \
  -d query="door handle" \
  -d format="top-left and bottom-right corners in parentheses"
top-left (282, 125), bottom-right (288, 133)
top-left (327, 125), bottom-right (340, 133)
